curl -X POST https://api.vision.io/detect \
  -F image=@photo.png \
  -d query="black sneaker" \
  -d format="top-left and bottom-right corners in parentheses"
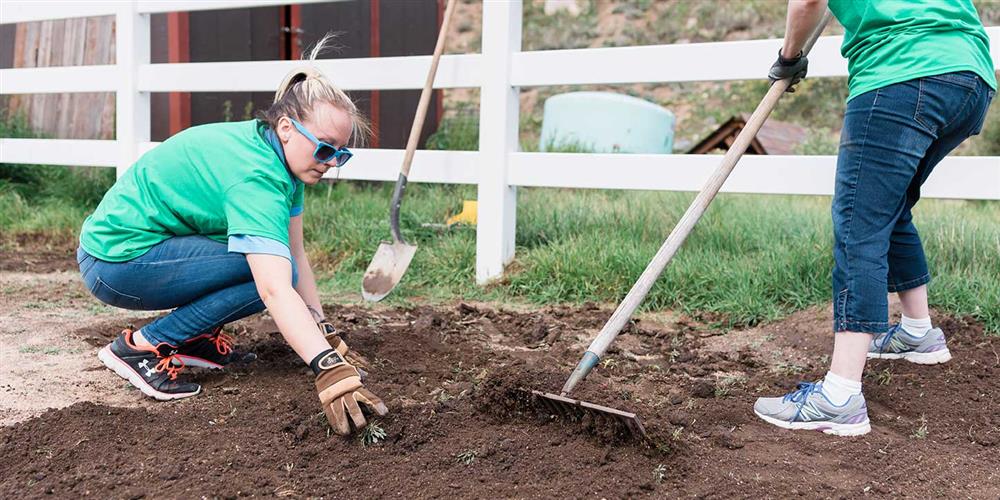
top-left (172, 327), bottom-right (257, 369)
top-left (98, 329), bottom-right (201, 401)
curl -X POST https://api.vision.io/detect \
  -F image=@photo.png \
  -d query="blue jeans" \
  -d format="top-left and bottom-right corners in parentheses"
top-left (832, 71), bottom-right (994, 333)
top-left (78, 236), bottom-right (298, 346)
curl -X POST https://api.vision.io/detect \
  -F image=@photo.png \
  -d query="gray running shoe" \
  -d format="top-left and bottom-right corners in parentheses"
top-left (754, 382), bottom-right (870, 436)
top-left (868, 325), bottom-right (951, 365)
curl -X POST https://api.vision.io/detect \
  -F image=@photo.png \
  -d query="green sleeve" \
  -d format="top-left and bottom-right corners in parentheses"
top-left (224, 175), bottom-right (290, 245)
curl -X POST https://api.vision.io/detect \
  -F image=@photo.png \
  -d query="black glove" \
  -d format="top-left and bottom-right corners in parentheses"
top-left (768, 49), bottom-right (808, 93)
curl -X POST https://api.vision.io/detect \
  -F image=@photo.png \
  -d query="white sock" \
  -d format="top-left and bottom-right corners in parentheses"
top-left (132, 329), bottom-right (152, 348)
top-left (900, 314), bottom-right (932, 338)
top-left (821, 371), bottom-right (862, 406)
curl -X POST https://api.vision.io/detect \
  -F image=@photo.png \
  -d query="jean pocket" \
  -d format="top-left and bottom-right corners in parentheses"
top-left (915, 75), bottom-right (978, 134)
top-left (91, 277), bottom-right (143, 310)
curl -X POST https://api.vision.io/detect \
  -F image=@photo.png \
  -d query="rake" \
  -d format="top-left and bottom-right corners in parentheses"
top-left (533, 12), bottom-right (834, 442)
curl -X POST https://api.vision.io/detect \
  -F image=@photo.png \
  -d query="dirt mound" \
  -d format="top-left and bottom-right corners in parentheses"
top-left (3, 304), bottom-right (999, 498)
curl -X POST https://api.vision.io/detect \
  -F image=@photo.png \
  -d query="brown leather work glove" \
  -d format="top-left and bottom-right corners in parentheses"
top-left (319, 320), bottom-right (371, 371)
top-left (314, 351), bottom-right (389, 435)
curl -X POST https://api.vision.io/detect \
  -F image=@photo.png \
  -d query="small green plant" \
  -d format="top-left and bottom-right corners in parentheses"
top-left (652, 464), bottom-right (667, 484)
top-left (359, 421), bottom-right (387, 446)
top-left (668, 349), bottom-right (680, 363)
top-left (714, 374), bottom-right (748, 398)
top-left (912, 415), bottom-right (928, 439)
top-left (436, 389), bottom-right (454, 403)
top-left (874, 368), bottom-right (893, 386)
top-left (654, 441), bottom-right (672, 454)
top-left (600, 357), bottom-right (619, 370)
top-left (18, 345), bottom-right (63, 355)
top-left (456, 449), bottom-right (477, 465)
top-left (772, 362), bottom-right (806, 376)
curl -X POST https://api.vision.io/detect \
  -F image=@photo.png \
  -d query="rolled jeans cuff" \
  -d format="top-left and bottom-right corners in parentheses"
top-left (887, 273), bottom-right (930, 294)
top-left (833, 318), bottom-right (890, 334)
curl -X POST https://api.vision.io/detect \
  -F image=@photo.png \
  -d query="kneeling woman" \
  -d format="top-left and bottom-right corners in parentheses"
top-left (77, 38), bottom-right (386, 435)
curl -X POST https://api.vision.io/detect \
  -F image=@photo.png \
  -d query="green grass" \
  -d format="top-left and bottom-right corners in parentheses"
top-left (311, 184), bottom-right (1000, 332)
top-left (1, 178), bottom-right (998, 334)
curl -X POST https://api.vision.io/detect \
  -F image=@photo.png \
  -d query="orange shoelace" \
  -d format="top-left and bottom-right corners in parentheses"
top-left (213, 331), bottom-right (234, 356)
top-left (155, 354), bottom-right (185, 380)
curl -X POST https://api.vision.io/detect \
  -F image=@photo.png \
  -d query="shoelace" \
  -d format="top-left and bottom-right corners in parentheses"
top-left (212, 331), bottom-right (234, 356)
top-left (877, 324), bottom-right (903, 353)
top-left (154, 353), bottom-right (186, 380)
top-left (782, 382), bottom-right (820, 404)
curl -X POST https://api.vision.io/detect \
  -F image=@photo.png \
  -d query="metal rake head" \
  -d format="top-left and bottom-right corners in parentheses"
top-left (531, 390), bottom-right (649, 441)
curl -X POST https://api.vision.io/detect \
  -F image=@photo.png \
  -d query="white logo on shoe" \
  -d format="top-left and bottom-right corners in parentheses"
top-left (138, 359), bottom-right (157, 377)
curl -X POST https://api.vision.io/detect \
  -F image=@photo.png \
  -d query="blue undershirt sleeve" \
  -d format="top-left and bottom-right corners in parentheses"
top-left (228, 235), bottom-right (292, 262)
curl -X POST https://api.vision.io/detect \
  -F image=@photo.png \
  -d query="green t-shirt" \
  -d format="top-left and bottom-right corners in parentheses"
top-left (80, 120), bottom-right (304, 262)
top-left (829, 0), bottom-right (997, 101)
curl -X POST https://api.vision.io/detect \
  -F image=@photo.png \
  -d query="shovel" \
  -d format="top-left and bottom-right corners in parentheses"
top-left (362, 0), bottom-right (458, 302)
top-left (533, 12), bottom-right (834, 441)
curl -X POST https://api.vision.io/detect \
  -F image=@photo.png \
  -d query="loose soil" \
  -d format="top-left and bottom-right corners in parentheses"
top-left (2, 276), bottom-right (999, 498)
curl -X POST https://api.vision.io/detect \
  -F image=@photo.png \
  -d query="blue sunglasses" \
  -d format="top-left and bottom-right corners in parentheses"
top-left (290, 118), bottom-right (353, 167)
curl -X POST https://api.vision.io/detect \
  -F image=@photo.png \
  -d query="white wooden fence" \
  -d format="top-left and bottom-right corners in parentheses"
top-left (2, 1), bottom-right (998, 284)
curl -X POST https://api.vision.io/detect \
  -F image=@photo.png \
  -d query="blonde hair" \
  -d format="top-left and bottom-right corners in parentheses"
top-left (258, 33), bottom-right (372, 147)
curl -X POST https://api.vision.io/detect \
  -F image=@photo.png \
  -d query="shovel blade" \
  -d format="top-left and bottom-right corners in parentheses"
top-left (532, 390), bottom-right (649, 441)
top-left (362, 241), bottom-right (418, 302)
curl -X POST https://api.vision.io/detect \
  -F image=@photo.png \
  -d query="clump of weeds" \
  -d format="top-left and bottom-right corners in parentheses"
top-left (456, 449), bottom-right (477, 465)
top-left (911, 415), bottom-right (928, 439)
top-left (359, 421), bottom-right (387, 446)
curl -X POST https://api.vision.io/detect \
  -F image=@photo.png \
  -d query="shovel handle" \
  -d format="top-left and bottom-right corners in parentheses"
top-left (389, 0), bottom-right (457, 243)
top-left (561, 12), bottom-right (834, 396)
top-left (401, 0), bottom-right (457, 177)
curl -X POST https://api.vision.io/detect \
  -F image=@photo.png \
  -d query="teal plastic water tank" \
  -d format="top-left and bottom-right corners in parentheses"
top-left (539, 91), bottom-right (675, 153)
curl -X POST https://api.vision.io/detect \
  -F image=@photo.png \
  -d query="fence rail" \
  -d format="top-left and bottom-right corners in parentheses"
top-left (2, 1), bottom-right (998, 283)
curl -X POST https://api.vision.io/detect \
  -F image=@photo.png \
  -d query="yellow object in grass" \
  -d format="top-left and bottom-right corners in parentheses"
top-left (446, 200), bottom-right (477, 226)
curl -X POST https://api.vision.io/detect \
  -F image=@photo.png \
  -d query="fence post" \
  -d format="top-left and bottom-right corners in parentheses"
top-left (476, 0), bottom-right (521, 284)
top-left (115, 3), bottom-right (150, 178)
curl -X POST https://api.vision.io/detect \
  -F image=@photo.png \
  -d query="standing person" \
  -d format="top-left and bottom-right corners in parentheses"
top-left (77, 35), bottom-right (387, 435)
top-left (755, 0), bottom-right (995, 436)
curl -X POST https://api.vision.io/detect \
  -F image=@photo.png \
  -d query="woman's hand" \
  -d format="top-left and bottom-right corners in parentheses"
top-left (314, 350), bottom-right (388, 435)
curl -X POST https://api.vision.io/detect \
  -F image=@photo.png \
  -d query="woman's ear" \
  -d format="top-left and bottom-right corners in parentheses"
top-left (276, 117), bottom-right (293, 143)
